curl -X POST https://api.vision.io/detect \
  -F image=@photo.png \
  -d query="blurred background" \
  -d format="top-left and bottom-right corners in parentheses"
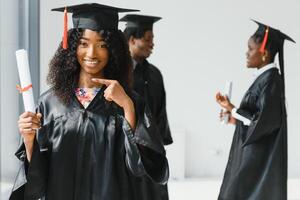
top-left (1, 0), bottom-right (300, 199)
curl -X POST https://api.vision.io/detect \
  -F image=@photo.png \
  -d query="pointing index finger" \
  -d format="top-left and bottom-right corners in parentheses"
top-left (91, 78), bottom-right (112, 86)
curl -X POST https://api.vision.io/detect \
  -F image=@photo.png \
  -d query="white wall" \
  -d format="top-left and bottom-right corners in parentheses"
top-left (40, 0), bottom-right (300, 178)
top-left (0, 0), bottom-right (21, 182)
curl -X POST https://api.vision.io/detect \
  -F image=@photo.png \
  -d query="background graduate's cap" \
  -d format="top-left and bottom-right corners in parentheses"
top-left (252, 19), bottom-right (295, 53)
top-left (119, 14), bottom-right (161, 30)
top-left (252, 19), bottom-right (295, 97)
top-left (51, 3), bottom-right (139, 49)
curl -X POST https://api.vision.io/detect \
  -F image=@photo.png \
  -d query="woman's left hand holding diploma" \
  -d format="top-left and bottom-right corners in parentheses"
top-left (18, 111), bottom-right (42, 142)
top-left (18, 111), bottom-right (42, 161)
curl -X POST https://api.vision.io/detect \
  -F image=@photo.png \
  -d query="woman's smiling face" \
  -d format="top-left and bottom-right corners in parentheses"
top-left (77, 29), bottom-right (109, 77)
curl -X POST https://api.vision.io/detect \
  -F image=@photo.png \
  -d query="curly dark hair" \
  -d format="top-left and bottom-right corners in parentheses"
top-left (47, 28), bottom-right (133, 104)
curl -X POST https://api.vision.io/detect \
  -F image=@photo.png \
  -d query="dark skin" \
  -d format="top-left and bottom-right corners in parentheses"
top-left (246, 37), bottom-right (271, 69)
top-left (216, 37), bottom-right (272, 124)
top-left (128, 30), bottom-right (154, 63)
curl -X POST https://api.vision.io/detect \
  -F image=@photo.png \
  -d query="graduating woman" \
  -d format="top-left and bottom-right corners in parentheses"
top-left (216, 20), bottom-right (295, 200)
top-left (10, 3), bottom-right (168, 200)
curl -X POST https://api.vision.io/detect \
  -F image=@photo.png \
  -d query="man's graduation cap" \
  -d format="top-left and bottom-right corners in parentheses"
top-left (51, 3), bottom-right (139, 49)
top-left (119, 14), bottom-right (161, 30)
top-left (252, 19), bottom-right (295, 95)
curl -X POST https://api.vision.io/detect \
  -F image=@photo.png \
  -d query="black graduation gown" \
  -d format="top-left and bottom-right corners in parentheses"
top-left (218, 68), bottom-right (287, 200)
top-left (9, 88), bottom-right (169, 200)
top-left (133, 60), bottom-right (172, 145)
top-left (132, 60), bottom-right (172, 200)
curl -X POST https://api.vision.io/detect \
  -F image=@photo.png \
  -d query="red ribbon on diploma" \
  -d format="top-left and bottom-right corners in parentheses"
top-left (16, 84), bottom-right (32, 93)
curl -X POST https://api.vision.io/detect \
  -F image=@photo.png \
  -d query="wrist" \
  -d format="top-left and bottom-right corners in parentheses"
top-left (23, 137), bottom-right (35, 145)
top-left (122, 99), bottom-right (136, 130)
top-left (227, 104), bottom-right (235, 112)
top-left (121, 97), bottom-right (134, 110)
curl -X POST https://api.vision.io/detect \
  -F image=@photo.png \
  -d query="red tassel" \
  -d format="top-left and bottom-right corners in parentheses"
top-left (63, 7), bottom-right (68, 49)
top-left (259, 27), bottom-right (269, 53)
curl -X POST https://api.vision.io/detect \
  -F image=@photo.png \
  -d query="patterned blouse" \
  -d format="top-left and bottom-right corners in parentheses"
top-left (75, 87), bottom-right (101, 108)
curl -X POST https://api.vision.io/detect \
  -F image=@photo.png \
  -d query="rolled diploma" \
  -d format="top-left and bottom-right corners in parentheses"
top-left (16, 49), bottom-right (35, 112)
top-left (221, 80), bottom-right (233, 124)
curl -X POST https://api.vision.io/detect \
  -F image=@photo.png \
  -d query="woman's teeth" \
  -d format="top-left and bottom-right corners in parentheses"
top-left (84, 59), bottom-right (99, 65)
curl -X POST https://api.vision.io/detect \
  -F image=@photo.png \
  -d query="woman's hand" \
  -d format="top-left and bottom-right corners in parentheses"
top-left (18, 111), bottom-right (42, 142)
top-left (216, 92), bottom-right (235, 111)
top-left (91, 78), bottom-right (136, 129)
top-left (18, 111), bottom-right (42, 161)
top-left (91, 78), bottom-right (132, 108)
top-left (220, 110), bottom-right (237, 125)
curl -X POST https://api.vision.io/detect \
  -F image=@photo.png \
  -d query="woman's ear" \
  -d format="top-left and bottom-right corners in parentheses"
top-left (263, 50), bottom-right (269, 58)
top-left (262, 50), bottom-right (271, 63)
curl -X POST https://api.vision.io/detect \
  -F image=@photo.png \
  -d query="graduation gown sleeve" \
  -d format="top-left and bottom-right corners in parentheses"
top-left (133, 62), bottom-right (173, 146)
top-left (121, 94), bottom-right (169, 184)
top-left (156, 76), bottom-right (173, 145)
top-left (237, 79), bottom-right (283, 146)
top-left (10, 101), bottom-right (51, 200)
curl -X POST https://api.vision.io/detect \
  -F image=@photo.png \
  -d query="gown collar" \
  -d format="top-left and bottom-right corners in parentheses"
top-left (132, 58), bottom-right (138, 70)
top-left (132, 58), bottom-right (148, 70)
top-left (253, 62), bottom-right (277, 80)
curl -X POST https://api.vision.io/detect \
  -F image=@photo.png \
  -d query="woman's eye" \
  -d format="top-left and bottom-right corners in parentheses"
top-left (97, 43), bottom-right (107, 48)
top-left (79, 41), bottom-right (88, 47)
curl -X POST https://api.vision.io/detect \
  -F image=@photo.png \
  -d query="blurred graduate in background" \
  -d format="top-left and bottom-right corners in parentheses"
top-left (120, 14), bottom-right (173, 200)
top-left (216, 20), bottom-right (295, 200)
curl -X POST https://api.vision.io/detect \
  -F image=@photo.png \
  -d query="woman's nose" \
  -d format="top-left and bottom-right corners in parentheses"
top-left (86, 46), bottom-right (96, 58)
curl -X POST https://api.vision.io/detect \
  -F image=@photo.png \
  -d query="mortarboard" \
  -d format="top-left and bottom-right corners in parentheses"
top-left (51, 3), bottom-right (139, 49)
top-left (252, 19), bottom-right (295, 53)
top-left (252, 19), bottom-right (295, 96)
top-left (119, 14), bottom-right (161, 30)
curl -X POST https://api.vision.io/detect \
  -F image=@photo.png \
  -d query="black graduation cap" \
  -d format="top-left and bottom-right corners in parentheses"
top-left (252, 19), bottom-right (295, 97)
top-left (52, 3), bottom-right (139, 31)
top-left (252, 19), bottom-right (295, 53)
top-left (119, 14), bottom-right (162, 30)
top-left (51, 3), bottom-right (139, 49)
